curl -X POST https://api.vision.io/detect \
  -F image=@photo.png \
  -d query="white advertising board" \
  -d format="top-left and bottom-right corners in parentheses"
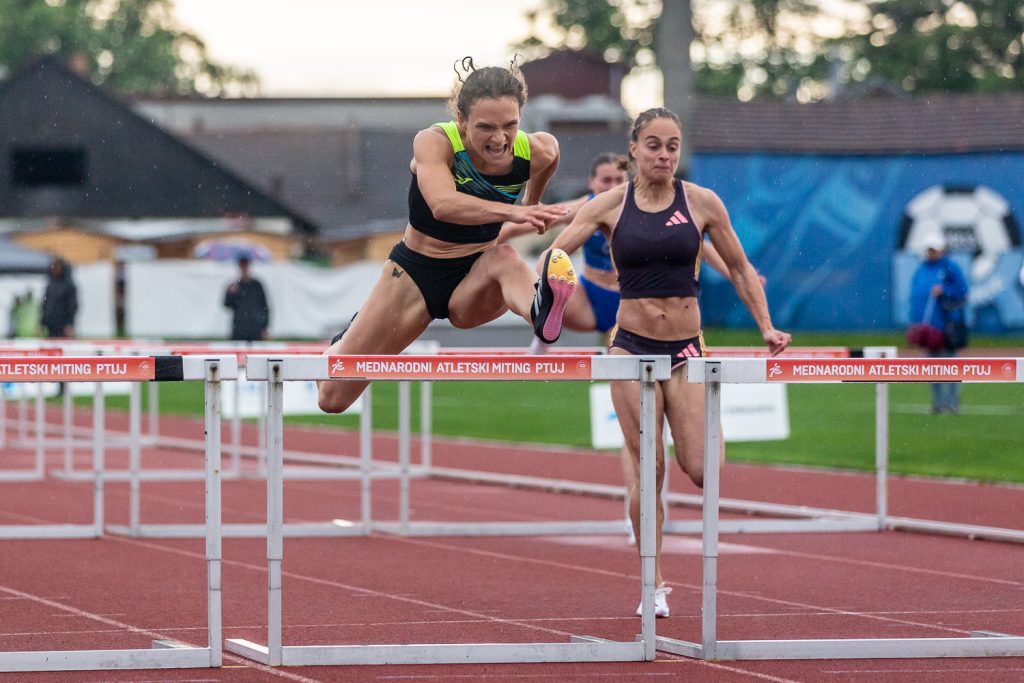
top-left (589, 382), bottom-right (789, 449)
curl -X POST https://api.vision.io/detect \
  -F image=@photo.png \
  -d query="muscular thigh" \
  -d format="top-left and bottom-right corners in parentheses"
top-left (662, 369), bottom-right (705, 469)
top-left (609, 348), bottom-right (666, 451)
top-left (331, 261), bottom-right (432, 355)
top-left (447, 247), bottom-right (517, 328)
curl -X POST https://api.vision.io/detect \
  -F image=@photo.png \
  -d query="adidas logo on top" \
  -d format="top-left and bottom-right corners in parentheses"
top-left (665, 210), bottom-right (689, 227)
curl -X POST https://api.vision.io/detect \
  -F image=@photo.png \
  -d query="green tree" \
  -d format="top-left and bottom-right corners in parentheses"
top-left (835, 0), bottom-right (1024, 94)
top-left (516, 0), bottom-right (661, 66)
top-left (518, 0), bottom-right (1024, 100)
top-left (0, 0), bottom-right (257, 96)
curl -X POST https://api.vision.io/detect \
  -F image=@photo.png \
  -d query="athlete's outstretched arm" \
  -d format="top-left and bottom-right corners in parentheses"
top-left (413, 127), bottom-right (565, 231)
top-left (550, 184), bottom-right (625, 256)
top-left (497, 194), bottom-right (589, 243)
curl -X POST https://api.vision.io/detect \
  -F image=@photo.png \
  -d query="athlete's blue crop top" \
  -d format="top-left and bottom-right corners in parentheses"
top-left (581, 193), bottom-right (614, 272)
top-left (610, 180), bottom-right (701, 299)
top-left (407, 121), bottom-right (531, 244)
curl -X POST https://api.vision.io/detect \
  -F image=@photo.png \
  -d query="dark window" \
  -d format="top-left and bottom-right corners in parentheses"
top-left (11, 148), bottom-right (88, 187)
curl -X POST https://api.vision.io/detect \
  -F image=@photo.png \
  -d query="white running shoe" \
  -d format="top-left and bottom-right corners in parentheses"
top-left (636, 582), bottom-right (672, 618)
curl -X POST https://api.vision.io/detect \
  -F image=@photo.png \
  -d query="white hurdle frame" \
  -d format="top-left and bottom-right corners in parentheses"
top-left (656, 356), bottom-right (1024, 661)
top-left (102, 342), bottom-right (440, 540)
top-left (0, 355), bottom-right (232, 672)
top-left (373, 346), bottom-right (880, 538)
top-left (226, 353), bottom-right (669, 667)
top-left (374, 347), bottom-right (634, 537)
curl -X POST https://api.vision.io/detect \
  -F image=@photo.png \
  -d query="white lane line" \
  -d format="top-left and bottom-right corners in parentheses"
top-left (0, 583), bottom-right (319, 683)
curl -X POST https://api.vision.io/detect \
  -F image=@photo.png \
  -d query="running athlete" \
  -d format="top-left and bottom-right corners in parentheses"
top-left (500, 153), bottom-right (734, 350)
top-left (318, 58), bottom-right (576, 414)
top-left (550, 108), bottom-right (791, 618)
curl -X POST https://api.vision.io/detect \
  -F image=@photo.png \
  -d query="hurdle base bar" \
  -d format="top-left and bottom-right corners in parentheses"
top-left (0, 646), bottom-right (216, 672)
top-left (51, 468), bottom-right (213, 482)
top-left (427, 467), bottom-right (1024, 545)
top-left (50, 462), bottom-right (406, 483)
top-left (885, 516), bottom-right (1024, 544)
top-left (105, 521), bottom-right (370, 539)
top-left (224, 638), bottom-right (645, 666)
top-left (0, 471), bottom-right (45, 483)
top-left (662, 517), bottom-right (878, 534)
top-left (0, 524), bottom-right (100, 540)
top-left (655, 635), bottom-right (1024, 660)
top-left (372, 520), bottom-right (627, 537)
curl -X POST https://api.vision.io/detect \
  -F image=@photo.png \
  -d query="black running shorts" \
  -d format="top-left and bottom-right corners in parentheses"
top-left (388, 241), bottom-right (483, 320)
top-left (608, 327), bottom-right (704, 370)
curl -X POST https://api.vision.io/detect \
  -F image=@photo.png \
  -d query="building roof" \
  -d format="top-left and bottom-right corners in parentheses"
top-left (0, 58), bottom-right (321, 233)
top-left (691, 92), bottom-right (1024, 154)
top-left (120, 88), bottom-right (1024, 243)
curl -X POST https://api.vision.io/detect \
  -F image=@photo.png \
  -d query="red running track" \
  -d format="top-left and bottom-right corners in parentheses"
top-left (1, 409), bottom-right (1023, 682)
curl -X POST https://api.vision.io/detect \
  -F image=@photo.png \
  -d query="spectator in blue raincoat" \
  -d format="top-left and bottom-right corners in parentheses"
top-left (909, 233), bottom-right (969, 414)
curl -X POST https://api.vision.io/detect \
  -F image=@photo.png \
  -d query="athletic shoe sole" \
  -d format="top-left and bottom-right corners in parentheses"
top-left (532, 249), bottom-right (577, 344)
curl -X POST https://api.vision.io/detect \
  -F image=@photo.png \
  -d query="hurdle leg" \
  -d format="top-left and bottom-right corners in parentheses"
top-left (864, 346), bottom-right (895, 529)
top-left (62, 385), bottom-right (73, 475)
top-left (0, 383), bottom-right (6, 449)
top-left (875, 381), bottom-right (889, 527)
top-left (147, 379), bottom-right (160, 443)
top-left (399, 380), bottom-right (411, 533)
top-left (420, 380), bottom-right (432, 471)
top-left (701, 361), bottom-right (723, 659)
top-left (360, 384), bottom-right (373, 531)
top-left (93, 382), bottom-right (105, 537)
top-left (265, 362), bottom-right (285, 665)
top-left (257, 381), bottom-right (268, 477)
top-left (17, 383), bottom-right (27, 444)
top-left (229, 378), bottom-right (242, 476)
top-left (128, 382), bottom-right (142, 534)
top-left (638, 360), bottom-right (659, 661)
top-left (204, 360), bottom-right (224, 667)
top-left (33, 385), bottom-right (45, 480)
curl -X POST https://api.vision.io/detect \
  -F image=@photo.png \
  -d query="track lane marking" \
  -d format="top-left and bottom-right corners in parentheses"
top-left (0, 583), bottom-right (319, 682)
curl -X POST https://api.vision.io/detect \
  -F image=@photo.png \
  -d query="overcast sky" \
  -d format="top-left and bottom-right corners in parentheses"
top-left (174, 0), bottom-right (543, 97)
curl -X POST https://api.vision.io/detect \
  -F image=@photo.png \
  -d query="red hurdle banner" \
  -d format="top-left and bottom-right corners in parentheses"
top-left (327, 355), bottom-right (593, 381)
top-left (766, 358), bottom-right (1020, 383)
top-left (0, 355), bottom-right (237, 382)
top-left (687, 357), bottom-right (1023, 384)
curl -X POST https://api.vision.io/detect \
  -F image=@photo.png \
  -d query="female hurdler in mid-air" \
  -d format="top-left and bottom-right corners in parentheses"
top-left (318, 57), bottom-right (576, 414)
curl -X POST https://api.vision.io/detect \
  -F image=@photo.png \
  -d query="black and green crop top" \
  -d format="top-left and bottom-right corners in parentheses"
top-left (407, 121), bottom-right (531, 244)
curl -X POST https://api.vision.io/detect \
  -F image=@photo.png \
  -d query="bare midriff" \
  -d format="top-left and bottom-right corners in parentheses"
top-left (616, 296), bottom-right (701, 340)
top-left (401, 224), bottom-right (494, 259)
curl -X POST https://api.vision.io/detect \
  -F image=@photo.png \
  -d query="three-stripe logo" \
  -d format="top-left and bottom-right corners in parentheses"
top-left (664, 210), bottom-right (688, 227)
